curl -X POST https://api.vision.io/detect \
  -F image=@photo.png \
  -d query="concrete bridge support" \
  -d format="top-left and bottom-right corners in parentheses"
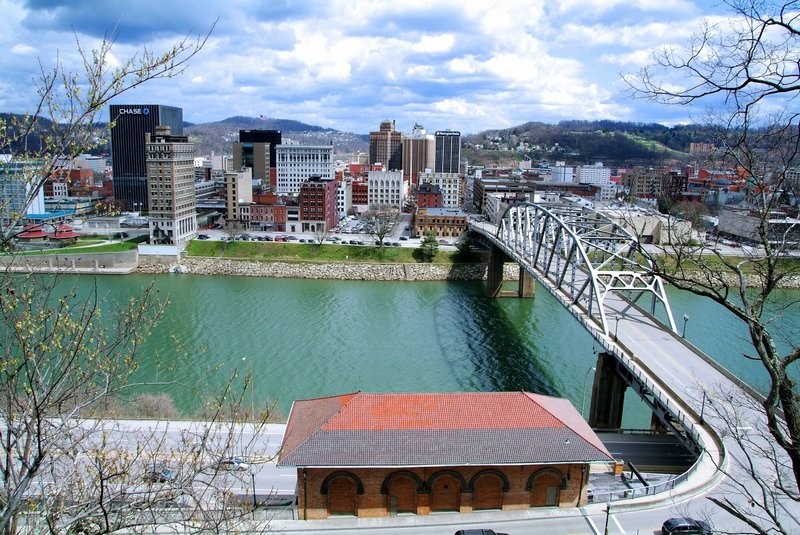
top-left (485, 244), bottom-right (534, 298)
top-left (587, 352), bottom-right (627, 430)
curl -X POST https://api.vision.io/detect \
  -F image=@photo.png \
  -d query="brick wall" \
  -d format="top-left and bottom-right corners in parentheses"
top-left (296, 463), bottom-right (588, 519)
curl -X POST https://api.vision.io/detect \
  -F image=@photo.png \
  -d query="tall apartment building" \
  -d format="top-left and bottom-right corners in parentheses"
top-left (434, 130), bottom-right (461, 174)
top-left (300, 176), bottom-right (339, 233)
top-left (145, 126), bottom-right (197, 245)
top-left (402, 123), bottom-right (435, 185)
top-left (369, 120), bottom-right (403, 171)
top-left (275, 145), bottom-right (333, 195)
top-left (110, 104), bottom-right (182, 211)
top-left (417, 171), bottom-right (462, 208)
top-left (233, 129), bottom-right (282, 189)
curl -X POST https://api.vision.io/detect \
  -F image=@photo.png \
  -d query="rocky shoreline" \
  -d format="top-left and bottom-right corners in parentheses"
top-left (137, 256), bottom-right (493, 281)
top-left (136, 255), bottom-right (800, 289)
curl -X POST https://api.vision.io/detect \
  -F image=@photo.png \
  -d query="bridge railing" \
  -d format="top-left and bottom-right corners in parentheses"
top-left (580, 316), bottom-right (712, 505)
top-left (471, 219), bottom-right (719, 505)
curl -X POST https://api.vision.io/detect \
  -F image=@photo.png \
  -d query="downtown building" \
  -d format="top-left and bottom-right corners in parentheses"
top-left (417, 171), bottom-right (462, 208)
top-left (233, 129), bottom-right (282, 190)
top-left (299, 176), bottom-right (339, 233)
top-left (402, 123), bottom-right (434, 186)
top-left (110, 104), bottom-right (183, 211)
top-left (145, 126), bottom-right (197, 245)
top-left (369, 120), bottom-right (403, 171)
top-left (434, 130), bottom-right (461, 174)
top-left (275, 145), bottom-right (334, 195)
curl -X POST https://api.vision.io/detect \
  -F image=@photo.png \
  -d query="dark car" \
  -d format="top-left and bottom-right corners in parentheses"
top-left (196, 234), bottom-right (210, 240)
top-left (144, 465), bottom-right (177, 483)
top-left (662, 517), bottom-right (712, 534)
top-left (454, 530), bottom-right (508, 535)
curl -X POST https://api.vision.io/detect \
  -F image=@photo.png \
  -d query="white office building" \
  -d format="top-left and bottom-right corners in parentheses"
top-left (367, 170), bottom-right (405, 208)
top-left (417, 171), bottom-right (462, 208)
top-left (276, 145), bottom-right (334, 195)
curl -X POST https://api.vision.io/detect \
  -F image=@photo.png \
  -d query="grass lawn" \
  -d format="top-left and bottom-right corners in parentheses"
top-left (186, 240), bottom-right (480, 264)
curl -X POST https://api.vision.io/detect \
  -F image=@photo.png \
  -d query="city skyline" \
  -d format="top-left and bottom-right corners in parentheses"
top-left (3, 0), bottom-right (737, 135)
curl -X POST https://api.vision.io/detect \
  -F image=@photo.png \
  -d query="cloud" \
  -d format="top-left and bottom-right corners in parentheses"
top-left (0, 0), bottom-right (732, 135)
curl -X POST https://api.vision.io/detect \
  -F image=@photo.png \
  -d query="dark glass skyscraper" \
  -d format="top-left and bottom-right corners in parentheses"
top-left (434, 130), bottom-right (461, 174)
top-left (109, 104), bottom-right (183, 211)
top-left (233, 130), bottom-right (282, 188)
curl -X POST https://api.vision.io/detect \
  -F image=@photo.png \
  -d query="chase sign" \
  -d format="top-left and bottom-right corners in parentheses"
top-left (119, 107), bottom-right (150, 115)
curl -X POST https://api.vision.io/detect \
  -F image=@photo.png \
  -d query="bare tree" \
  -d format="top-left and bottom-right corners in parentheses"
top-left (627, 1), bottom-right (800, 531)
top-left (0, 274), bottom-right (276, 534)
top-left (0, 21), bottom-right (216, 246)
top-left (0, 19), bottom-right (278, 535)
top-left (366, 204), bottom-right (398, 246)
top-left (312, 224), bottom-right (330, 245)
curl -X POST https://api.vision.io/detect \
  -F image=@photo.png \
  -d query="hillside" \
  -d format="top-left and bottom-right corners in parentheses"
top-left (462, 120), bottom-right (720, 168)
top-left (184, 116), bottom-right (369, 156)
top-left (2, 112), bottom-right (722, 168)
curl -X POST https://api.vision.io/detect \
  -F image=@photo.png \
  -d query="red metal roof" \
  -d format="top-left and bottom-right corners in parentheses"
top-left (278, 392), bottom-right (613, 468)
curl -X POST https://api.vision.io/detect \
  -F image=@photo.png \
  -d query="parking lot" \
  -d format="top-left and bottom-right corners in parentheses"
top-left (196, 214), bottom-right (456, 250)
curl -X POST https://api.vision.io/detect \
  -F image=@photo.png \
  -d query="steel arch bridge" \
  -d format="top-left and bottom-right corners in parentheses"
top-left (475, 203), bottom-right (677, 337)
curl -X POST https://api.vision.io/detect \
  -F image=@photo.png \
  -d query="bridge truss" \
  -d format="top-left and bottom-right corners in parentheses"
top-left (495, 203), bottom-right (677, 336)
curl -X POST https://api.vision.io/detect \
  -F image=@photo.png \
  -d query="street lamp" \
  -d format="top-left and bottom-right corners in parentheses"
top-left (614, 317), bottom-right (620, 342)
top-left (581, 367), bottom-right (596, 418)
top-left (604, 502), bottom-right (612, 535)
top-left (682, 314), bottom-right (690, 338)
top-left (250, 469), bottom-right (258, 511)
top-left (699, 389), bottom-right (707, 425)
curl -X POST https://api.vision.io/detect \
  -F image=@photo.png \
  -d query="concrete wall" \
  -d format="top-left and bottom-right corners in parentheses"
top-left (0, 250), bottom-right (138, 271)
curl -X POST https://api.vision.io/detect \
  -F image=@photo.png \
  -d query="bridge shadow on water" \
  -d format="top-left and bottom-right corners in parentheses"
top-left (430, 281), bottom-right (562, 397)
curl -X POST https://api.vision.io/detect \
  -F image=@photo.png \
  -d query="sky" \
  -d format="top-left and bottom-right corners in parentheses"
top-left (0, 0), bottom-right (735, 135)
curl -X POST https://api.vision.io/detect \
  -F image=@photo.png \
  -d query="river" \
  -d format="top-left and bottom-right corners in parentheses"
top-left (48, 273), bottom-right (799, 426)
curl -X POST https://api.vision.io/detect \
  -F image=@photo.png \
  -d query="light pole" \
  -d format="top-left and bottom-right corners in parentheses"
top-left (581, 367), bottom-right (596, 418)
top-left (682, 314), bottom-right (689, 338)
top-left (699, 389), bottom-right (707, 425)
top-left (250, 470), bottom-right (257, 511)
top-left (614, 317), bottom-right (620, 341)
top-left (604, 502), bottom-right (611, 535)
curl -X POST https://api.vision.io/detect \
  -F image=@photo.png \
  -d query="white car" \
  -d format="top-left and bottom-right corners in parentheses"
top-left (217, 457), bottom-right (249, 471)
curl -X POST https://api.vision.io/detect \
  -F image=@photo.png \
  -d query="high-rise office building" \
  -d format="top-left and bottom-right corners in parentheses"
top-left (110, 104), bottom-right (183, 211)
top-left (233, 129), bottom-right (282, 189)
top-left (369, 120), bottom-right (403, 171)
top-left (145, 125), bottom-right (197, 245)
top-left (275, 145), bottom-right (334, 195)
top-left (402, 123), bottom-right (434, 186)
top-left (434, 130), bottom-right (461, 174)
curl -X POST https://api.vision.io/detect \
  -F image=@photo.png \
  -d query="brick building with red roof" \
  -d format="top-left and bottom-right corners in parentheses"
top-left (278, 391), bottom-right (613, 519)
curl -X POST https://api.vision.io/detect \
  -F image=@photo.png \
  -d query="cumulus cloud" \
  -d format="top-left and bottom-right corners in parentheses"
top-left (1, 0), bottom-right (730, 134)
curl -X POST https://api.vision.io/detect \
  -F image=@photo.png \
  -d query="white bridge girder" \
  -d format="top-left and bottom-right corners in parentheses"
top-left (496, 203), bottom-right (677, 336)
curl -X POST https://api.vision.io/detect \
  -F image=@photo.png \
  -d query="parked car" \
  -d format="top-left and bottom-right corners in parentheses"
top-left (197, 234), bottom-right (210, 240)
top-left (661, 517), bottom-right (713, 534)
top-left (454, 530), bottom-right (508, 535)
top-left (217, 457), bottom-right (249, 471)
top-left (144, 464), bottom-right (177, 483)
top-left (399, 236), bottom-right (408, 241)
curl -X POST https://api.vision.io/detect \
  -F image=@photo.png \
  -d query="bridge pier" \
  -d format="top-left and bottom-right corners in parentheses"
top-left (587, 352), bottom-right (627, 430)
top-left (485, 244), bottom-right (534, 298)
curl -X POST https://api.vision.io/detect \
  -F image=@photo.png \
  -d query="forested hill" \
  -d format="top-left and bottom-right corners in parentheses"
top-left (463, 120), bottom-right (723, 168)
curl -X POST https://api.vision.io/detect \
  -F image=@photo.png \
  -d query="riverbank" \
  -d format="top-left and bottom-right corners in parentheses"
top-left (136, 254), bottom-right (800, 289)
top-left (137, 256), bottom-right (491, 281)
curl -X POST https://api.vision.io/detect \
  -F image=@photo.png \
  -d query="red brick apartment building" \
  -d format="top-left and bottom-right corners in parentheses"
top-left (278, 391), bottom-right (613, 519)
top-left (299, 176), bottom-right (338, 232)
